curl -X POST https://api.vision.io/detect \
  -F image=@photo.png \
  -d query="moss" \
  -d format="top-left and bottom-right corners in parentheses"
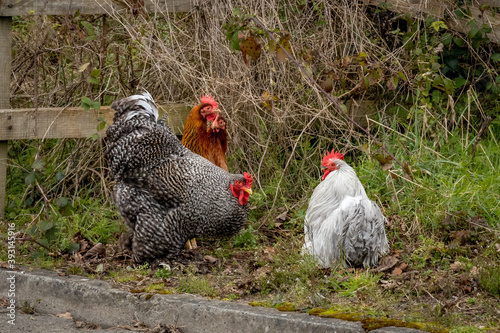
top-left (145, 293), bottom-right (153, 300)
top-left (362, 317), bottom-right (448, 333)
top-left (145, 283), bottom-right (165, 292)
top-left (249, 301), bottom-right (296, 312)
top-left (276, 302), bottom-right (296, 312)
top-left (155, 289), bottom-right (175, 295)
top-left (249, 301), bottom-right (272, 307)
top-left (308, 308), bottom-right (449, 333)
top-left (130, 288), bottom-right (146, 293)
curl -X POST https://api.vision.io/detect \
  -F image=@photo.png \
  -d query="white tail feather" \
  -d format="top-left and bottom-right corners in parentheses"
top-left (124, 90), bottom-right (159, 121)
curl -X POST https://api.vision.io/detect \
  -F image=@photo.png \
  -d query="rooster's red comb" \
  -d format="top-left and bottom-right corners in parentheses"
top-left (243, 172), bottom-right (253, 187)
top-left (200, 94), bottom-right (218, 110)
top-left (322, 149), bottom-right (344, 166)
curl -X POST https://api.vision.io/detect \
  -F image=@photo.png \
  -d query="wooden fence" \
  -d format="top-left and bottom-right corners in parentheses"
top-left (0, 0), bottom-right (499, 218)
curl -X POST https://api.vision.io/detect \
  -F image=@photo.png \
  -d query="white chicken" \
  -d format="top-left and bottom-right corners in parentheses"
top-left (303, 150), bottom-right (389, 267)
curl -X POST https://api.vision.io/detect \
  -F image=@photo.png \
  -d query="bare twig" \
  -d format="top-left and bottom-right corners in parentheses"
top-left (18, 236), bottom-right (51, 251)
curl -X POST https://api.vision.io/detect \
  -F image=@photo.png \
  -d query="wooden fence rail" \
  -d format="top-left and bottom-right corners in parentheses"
top-left (0, 105), bottom-right (191, 141)
top-left (1, 0), bottom-right (499, 218)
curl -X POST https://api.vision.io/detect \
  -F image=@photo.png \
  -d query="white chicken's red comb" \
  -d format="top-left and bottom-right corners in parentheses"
top-left (200, 94), bottom-right (218, 110)
top-left (322, 149), bottom-right (344, 166)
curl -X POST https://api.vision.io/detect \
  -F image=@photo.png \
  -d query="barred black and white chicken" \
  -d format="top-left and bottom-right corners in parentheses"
top-left (303, 150), bottom-right (389, 268)
top-left (106, 92), bottom-right (253, 265)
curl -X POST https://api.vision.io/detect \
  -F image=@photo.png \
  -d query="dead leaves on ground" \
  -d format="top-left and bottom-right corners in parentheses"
top-left (68, 232), bottom-right (131, 275)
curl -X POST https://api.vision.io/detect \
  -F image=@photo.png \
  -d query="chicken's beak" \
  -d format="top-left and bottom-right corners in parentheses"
top-left (243, 187), bottom-right (253, 195)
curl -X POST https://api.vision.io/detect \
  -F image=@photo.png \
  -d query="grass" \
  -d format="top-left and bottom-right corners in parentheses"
top-left (2, 1), bottom-right (500, 332)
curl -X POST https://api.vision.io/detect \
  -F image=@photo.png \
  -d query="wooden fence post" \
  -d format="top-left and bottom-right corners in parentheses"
top-left (0, 17), bottom-right (12, 219)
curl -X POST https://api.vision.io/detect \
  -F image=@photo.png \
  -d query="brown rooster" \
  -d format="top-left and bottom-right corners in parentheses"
top-left (181, 95), bottom-right (229, 248)
top-left (181, 95), bottom-right (218, 159)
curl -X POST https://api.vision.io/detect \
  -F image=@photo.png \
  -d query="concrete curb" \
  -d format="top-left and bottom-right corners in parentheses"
top-left (0, 267), bottom-right (425, 333)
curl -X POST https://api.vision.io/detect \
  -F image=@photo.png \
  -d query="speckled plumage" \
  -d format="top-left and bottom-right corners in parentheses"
top-left (303, 158), bottom-right (389, 268)
top-left (106, 92), bottom-right (250, 264)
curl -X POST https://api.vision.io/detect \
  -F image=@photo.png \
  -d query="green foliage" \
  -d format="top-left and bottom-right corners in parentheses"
top-left (81, 96), bottom-right (101, 111)
top-left (154, 267), bottom-right (172, 279)
top-left (233, 225), bottom-right (258, 249)
top-left (178, 268), bottom-right (217, 297)
top-left (450, 327), bottom-right (486, 333)
top-left (479, 263), bottom-right (500, 296)
top-left (328, 271), bottom-right (383, 297)
top-left (257, 237), bottom-right (322, 293)
top-left (6, 138), bottom-right (120, 259)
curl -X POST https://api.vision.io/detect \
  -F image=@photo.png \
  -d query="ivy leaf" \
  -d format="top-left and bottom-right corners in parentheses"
top-left (443, 78), bottom-right (455, 94)
top-left (56, 171), bottom-right (65, 182)
top-left (81, 96), bottom-right (92, 110)
top-left (80, 21), bottom-right (95, 37)
top-left (468, 28), bottom-right (481, 39)
top-left (454, 8), bottom-right (465, 18)
top-left (92, 101), bottom-right (101, 110)
top-left (430, 20), bottom-right (447, 32)
top-left (56, 197), bottom-right (69, 208)
top-left (87, 76), bottom-right (100, 85)
top-left (39, 220), bottom-right (55, 232)
top-left (25, 171), bottom-right (36, 186)
top-left (230, 31), bottom-right (240, 51)
top-left (31, 158), bottom-right (46, 170)
top-left (36, 238), bottom-right (50, 249)
top-left (67, 243), bottom-right (80, 254)
top-left (481, 24), bottom-right (492, 34)
top-left (441, 33), bottom-right (452, 46)
top-left (90, 68), bottom-right (101, 78)
top-left (453, 37), bottom-right (464, 47)
top-left (97, 121), bottom-right (106, 131)
top-left (491, 53), bottom-right (500, 62)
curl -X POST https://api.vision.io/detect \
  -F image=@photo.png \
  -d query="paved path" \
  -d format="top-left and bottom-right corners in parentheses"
top-left (0, 267), bottom-right (425, 333)
top-left (1, 311), bottom-right (134, 333)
